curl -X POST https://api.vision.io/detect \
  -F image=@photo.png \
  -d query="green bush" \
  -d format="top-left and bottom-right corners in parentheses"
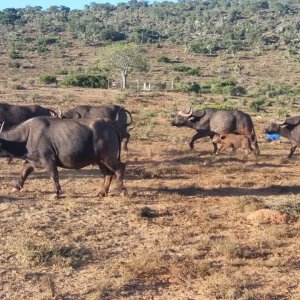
top-left (230, 85), bottom-right (246, 96)
top-left (157, 56), bottom-right (171, 63)
top-left (196, 103), bottom-right (234, 110)
top-left (250, 99), bottom-right (266, 112)
top-left (37, 37), bottom-right (58, 46)
top-left (173, 65), bottom-right (201, 76)
top-left (211, 79), bottom-right (236, 94)
top-left (38, 74), bottom-right (58, 85)
top-left (8, 61), bottom-right (21, 68)
top-left (62, 74), bottom-right (108, 88)
top-left (9, 50), bottom-right (23, 59)
top-left (183, 82), bottom-right (201, 94)
top-left (186, 41), bottom-right (221, 55)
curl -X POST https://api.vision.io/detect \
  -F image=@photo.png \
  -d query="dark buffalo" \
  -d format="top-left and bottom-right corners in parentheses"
top-left (0, 117), bottom-right (126, 199)
top-left (265, 116), bottom-right (300, 158)
top-left (171, 107), bottom-right (260, 155)
top-left (62, 104), bottom-right (133, 151)
top-left (0, 102), bottom-right (59, 130)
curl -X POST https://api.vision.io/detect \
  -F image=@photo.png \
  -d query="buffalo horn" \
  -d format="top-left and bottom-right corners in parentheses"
top-left (0, 122), bottom-right (4, 132)
top-left (178, 107), bottom-right (193, 118)
top-left (57, 108), bottom-right (63, 118)
top-left (275, 116), bottom-right (287, 126)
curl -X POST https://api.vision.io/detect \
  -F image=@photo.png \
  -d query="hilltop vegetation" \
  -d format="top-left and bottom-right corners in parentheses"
top-left (0, 0), bottom-right (299, 51)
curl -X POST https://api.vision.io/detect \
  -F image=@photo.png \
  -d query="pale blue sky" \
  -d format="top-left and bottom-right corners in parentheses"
top-left (0, 1), bottom-right (122, 10)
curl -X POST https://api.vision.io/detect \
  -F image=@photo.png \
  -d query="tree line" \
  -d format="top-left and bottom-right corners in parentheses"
top-left (0, 0), bottom-right (299, 51)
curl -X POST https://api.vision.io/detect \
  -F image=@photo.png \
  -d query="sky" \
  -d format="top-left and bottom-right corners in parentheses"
top-left (0, 1), bottom-right (120, 11)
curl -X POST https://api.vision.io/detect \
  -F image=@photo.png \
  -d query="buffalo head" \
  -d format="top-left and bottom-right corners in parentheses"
top-left (264, 119), bottom-right (285, 134)
top-left (171, 107), bottom-right (193, 126)
top-left (171, 107), bottom-right (207, 126)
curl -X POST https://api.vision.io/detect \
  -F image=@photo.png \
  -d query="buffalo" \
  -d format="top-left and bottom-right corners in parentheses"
top-left (265, 116), bottom-right (300, 158)
top-left (212, 133), bottom-right (256, 159)
top-left (62, 104), bottom-right (133, 151)
top-left (0, 117), bottom-right (126, 199)
top-left (0, 102), bottom-right (59, 130)
top-left (171, 107), bottom-right (260, 155)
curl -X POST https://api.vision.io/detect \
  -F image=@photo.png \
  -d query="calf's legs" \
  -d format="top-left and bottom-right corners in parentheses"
top-left (288, 144), bottom-right (297, 159)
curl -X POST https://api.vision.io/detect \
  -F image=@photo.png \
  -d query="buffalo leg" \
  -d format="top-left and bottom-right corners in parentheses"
top-left (288, 144), bottom-right (297, 159)
top-left (98, 163), bottom-right (114, 197)
top-left (106, 161), bottom-right (126, 195)
top-left (189, 131), bottom-right (207, 150)
top-left (114, 162), bottom-right (126, 194)
top-left (215, 144), bottom-right (224, 155)
top-left (14, 161), bottom-right (34, 191)
top-left (249, 131), bottom-right (260, 156)
top-left (43, 161), bottom-right (61, 199)
top-left (209, 135), bottom-right (218, 154)
top-left (123, 133), bottom-right (130, 152)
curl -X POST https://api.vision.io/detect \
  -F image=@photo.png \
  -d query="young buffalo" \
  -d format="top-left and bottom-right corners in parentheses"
top-left (212, 133), bottom-right (256, 159)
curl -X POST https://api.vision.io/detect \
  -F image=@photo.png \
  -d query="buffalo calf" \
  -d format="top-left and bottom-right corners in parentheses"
top-left (212, 133), bottom-right (255, 158)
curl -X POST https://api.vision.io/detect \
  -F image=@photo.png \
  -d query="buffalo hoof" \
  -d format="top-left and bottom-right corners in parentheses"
top-left (50, 194), bottom-right (59, 201)
top-left (120, 189), bottom-right (127, 198)
top-left (281, 157), bottom-right (292, 164)
top-left (11, 187), bottom-right (20, 193)
top-left (98, 191), bottom-right (108, 198)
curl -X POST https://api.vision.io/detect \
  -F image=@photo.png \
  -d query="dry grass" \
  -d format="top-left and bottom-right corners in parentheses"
top-left (0, 41), bottom-right (299, 299)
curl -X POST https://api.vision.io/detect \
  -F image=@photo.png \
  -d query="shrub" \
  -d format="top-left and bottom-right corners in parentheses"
top-left (186, 41), bottom-right (221, 55)
top-left (62, 74), bottom-right (108, 88)
top-left (211, 79), bottom-right (239, 95)
top-left (9, 50), bottom-right (23, 59)
top-left (183, 82), bottom-right (201, 94)
top-left (36, 37), bottom-right (58, 46)
top-left (173, 65), bottom-right (201, 76)
top-left (38, 74), bottom-right (58, 85)
top-left (196, 103), bottom-right (234, 110)
top-left (101, 28), bottom-right (126, 41)
top-left (230, 85), bottom-right (246, 96)
top-left (8, 61), bottom-right (21, 68)
top-left (250, 99), bottom-right (266, 112)
top-left (157, 56), bottom-right (171, 63)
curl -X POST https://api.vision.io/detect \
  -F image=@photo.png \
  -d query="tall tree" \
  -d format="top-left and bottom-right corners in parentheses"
top-left (97, 42), bottom-right (149, 89)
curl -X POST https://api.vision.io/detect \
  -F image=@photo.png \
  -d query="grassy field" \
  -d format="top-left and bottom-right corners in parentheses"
top-left (0, 41), bottom-right (299, 299)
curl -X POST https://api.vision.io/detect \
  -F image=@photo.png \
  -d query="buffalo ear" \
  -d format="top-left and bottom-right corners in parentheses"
top-left (74, 112), bottom-right (82, 119)
top-left (191, 110), bottom-right (206, 118)
top-left (188, 116), bottom-right (197, 122)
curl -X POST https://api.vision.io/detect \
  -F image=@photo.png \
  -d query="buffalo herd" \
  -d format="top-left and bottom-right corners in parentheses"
top-left (0, 102), bottom-right (299, 199)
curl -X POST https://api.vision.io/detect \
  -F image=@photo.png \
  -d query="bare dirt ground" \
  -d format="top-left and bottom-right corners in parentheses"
top-left (0, 43), bottom-right (299, 299)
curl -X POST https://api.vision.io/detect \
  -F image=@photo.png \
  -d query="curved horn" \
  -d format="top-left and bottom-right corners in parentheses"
top-left (275, 116), bottom-right (287, 126)
top-left (57, 108), bottom-right (62, 118)
top-left (0, 122), bottom-right (4, 133)
top-left (178, 107), bottom-right (193, 118)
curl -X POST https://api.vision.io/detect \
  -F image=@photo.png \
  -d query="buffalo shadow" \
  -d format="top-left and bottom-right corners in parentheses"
top-left (146, 185), bottom-right (300, 198)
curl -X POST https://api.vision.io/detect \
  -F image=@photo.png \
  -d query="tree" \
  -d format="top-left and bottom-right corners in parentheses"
top-left (97, 42), bottom-right (149, 89)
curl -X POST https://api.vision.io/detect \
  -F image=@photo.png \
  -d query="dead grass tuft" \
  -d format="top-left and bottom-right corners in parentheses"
top-left (7, 237), bottom-right (92, 268)
top-left (211, 239), bottom-right (271, 260)
top-left (232, 196), bottom-right (266, 213)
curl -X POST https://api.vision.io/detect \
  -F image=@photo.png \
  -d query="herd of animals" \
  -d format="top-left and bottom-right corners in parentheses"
top-left (0, 102), bottom-right (299, 199)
